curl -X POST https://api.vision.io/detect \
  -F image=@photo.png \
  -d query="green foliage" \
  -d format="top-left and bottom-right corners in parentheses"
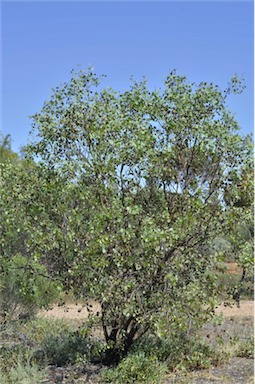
top-left (0, 345), bottom-right (32, 373)
top-left (100, 352), bottom-right (167, 384)
top-left (42, 329), bottom-right (99, 366)
top-left (0, 256), bottom-right (61, 322)
top-left (223, 163), bottom-right (254, 270)
top-left (0, 133), bottom-right (19, 165)
top-left (0, 344), bottom-right (47, 383)
top-left (131, 333), bottom-right (228, 372)
top-left (0, 363), bottom-right (46, 384)
top-left (216, 271), bottom-right (254, 301)
top-left (101, 333), bottom-right (228, 382)
top-left (0, 136), bottom-right (64, 323)
top-left (236, 336), bottom-right (254, 359)
top-left (19, 317), bottom-right (74, 343)
top-left (19, 317), bottom-right (102, 366)
top-left (1, 69), bottom-right (253, 363)
top-left (171, 338), bottom-right (228, 371)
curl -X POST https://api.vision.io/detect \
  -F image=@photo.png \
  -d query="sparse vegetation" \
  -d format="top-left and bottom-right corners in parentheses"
top-left (236, 336), bottom-right (254, 359)
top-left (100, 352), bottom-right (167, 384)
top-left (131, 333), bottom-right (229, 372)
top-left (0, 343), bottom-right (47, 384)
top-left (0, 363), bottom-right (47, 384)
top-left (0, 310), bottom-right (253, 383)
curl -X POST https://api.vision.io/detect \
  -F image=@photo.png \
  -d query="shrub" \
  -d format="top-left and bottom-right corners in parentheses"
top-left (131, 332), bottom-right (229, 372)
top-left (1, 345), bottom-right (32, 373)
top-left (43, 330), bottom-right (95, 366)
top-left (0, 362), bottom-right (46, 384)
top-left (236, 336), bottom-right (254, 358)
top-left (0, 265), bottom-right (37, 323)
top-left (20, 316), bottom-right (103, 366)
top-left (216, 272), bottom-right (254, 301)
top-left (20, 317), bottom-right (74, 344)
top-left (173, 339), bottom-right (228, 371)
top-left (100, 352), bottom-right (167, 384)
top-left (0, 344), bottom-right (47, 384)
top-left (0, 256), bottom-right (62, 324)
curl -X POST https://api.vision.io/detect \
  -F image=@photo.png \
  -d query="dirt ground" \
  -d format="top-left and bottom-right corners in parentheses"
top-left (39, 301), bottom-right (101, 321)
top-left (215, 300), bottom-right (254, 317)
top-left (39, 300), bottom-right (254, 320)
top-left (39, 301), bottom-right (254, 384)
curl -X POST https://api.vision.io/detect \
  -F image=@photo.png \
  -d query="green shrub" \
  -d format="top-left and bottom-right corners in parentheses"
top-left (100, 352), bottom-right (167, 384)
top-left (20, 317), bottom-right (102, 366)
top-left (0, 344), bottom-right (47, 384)
top-left (0, 274), bottom-right (37, 323)
top-left (236, 336), bottom-right (254, 358)
top-left (0, 362), bottom-right (46, 384)
top-left (173, 339), bottom-right (228, 371)
top-left (131, 333), bottom-right (228, 372)
top-left (43, 330), bottom-right (94, 366)
top-left (0, 257), bottom-right (62, 324)
top-left (0, 345), bottom-right (32, 373)
top-left (20, 317), bottom-right (74, 344)
top-left (98, 327), bottom-right (254, 383)
top-left (131, 333), bottom-right (177, 362)
top-left (216, 272), bottom-right (254, 300)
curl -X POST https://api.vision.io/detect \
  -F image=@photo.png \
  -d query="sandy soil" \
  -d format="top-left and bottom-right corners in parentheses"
top-left (39, 300), bottom-right (254, 321)
top-left (32, 300), bottom-right (255, 383)
top-left (39, 301), bottom-right (101, 321)
top-left (215, 300), bottom-right (254, 317)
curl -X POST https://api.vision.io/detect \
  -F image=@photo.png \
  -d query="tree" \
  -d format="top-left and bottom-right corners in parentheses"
top-left (222, 162), bottom-right (254, 301)
top-left (17, 69), bottom-right (253, 362)
top-left (0, 137), bottom-right (62, 321)
top-left (0, 133), bottom-right (19, 164)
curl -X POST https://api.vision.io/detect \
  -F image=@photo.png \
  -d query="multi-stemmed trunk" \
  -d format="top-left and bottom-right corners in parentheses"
top-left (100, 305), bottom-right (148, 365)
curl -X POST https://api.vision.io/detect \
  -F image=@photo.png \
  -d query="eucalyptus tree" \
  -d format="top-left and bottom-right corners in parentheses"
top-left (22, 69), bottom-right (252, 363)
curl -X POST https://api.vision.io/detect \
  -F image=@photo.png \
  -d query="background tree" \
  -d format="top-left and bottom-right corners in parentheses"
top-left (0, 136), bottom-right (62, 321)
top-left (5, 69), bottom-right (253, 363)
top-left (221, 161), bottom-right (254, 301)
top-left (0, 133), bottom-right (19, 164)
top-left (224, 162), bottom-right (253, 266)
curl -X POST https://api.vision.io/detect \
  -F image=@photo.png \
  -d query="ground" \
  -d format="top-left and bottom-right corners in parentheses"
top-left (38, 301), bottom-right (253, 384)
top-left (39, 301), bottom-right (254, 321)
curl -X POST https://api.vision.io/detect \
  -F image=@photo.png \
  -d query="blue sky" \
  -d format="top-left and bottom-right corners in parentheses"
top-left (2, 1), bottom-right (254, 153)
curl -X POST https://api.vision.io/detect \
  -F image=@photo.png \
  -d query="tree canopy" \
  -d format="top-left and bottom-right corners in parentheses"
top-left (1, 69), bottom-right (253, 363)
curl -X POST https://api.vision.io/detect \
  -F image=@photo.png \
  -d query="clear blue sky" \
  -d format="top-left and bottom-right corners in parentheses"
top-left (2, 1), bottom-right (254, 153)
